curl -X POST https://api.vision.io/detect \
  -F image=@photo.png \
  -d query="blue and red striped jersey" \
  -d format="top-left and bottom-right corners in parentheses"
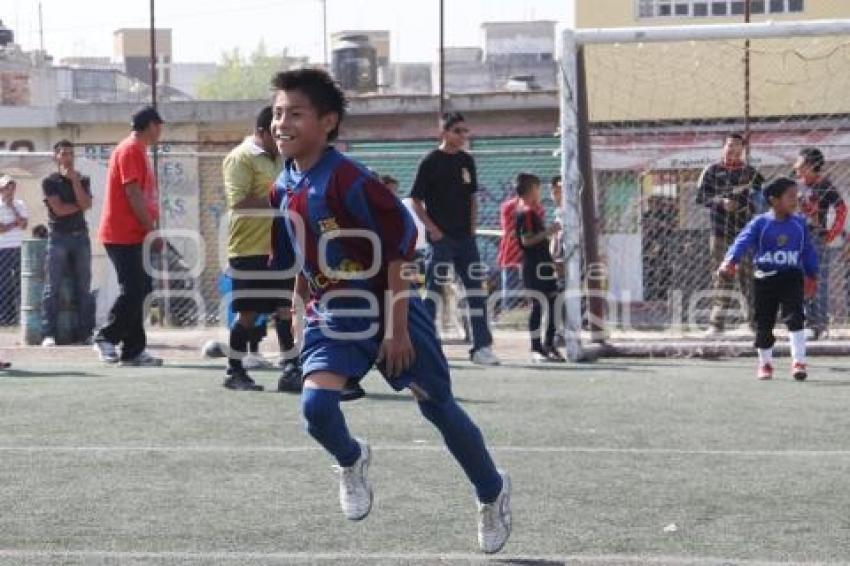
top-left (272, 148), bottom-right (417, 312)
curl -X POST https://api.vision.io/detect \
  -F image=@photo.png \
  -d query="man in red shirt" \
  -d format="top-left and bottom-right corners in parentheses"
top-left (93, 106), bottom-right (164, 366)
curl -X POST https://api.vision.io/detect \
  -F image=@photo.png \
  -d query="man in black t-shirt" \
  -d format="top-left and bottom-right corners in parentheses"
top-left (40, 139), bottom-right (95, 346)
top-left (410, 112), bottom-right (499, 365)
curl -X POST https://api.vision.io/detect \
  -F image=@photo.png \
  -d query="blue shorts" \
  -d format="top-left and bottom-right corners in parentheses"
top-left (300, 295), bottom-right (452, 402)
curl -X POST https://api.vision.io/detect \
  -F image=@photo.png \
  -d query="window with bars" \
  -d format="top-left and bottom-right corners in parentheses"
top-left (636, 0), bottom-right (803, 18)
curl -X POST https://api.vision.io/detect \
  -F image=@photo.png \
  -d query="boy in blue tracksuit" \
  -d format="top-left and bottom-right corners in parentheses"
top-left (268, 68), bottom-right (511, 554)
top-left (719, 177), bottom-right (818, 381)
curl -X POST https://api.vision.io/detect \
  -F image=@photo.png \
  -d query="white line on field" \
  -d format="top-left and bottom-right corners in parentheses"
top-left (0, 445), bottom-right (849, 457)
top-left (0, 549), bottom-right (836, 565)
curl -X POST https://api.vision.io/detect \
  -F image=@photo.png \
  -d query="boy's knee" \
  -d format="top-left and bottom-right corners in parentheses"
top-left (301, 388), bottom-right (337, 429)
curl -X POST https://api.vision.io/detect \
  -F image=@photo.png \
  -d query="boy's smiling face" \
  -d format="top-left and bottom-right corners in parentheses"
top-left (271, 89), bottom-right (338, 168)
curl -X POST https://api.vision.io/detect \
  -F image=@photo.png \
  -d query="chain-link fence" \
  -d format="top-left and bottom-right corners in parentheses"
top-left (0, 139), bottom-right (561, 339)
top-left (579, 30), bottom-right (850, 334)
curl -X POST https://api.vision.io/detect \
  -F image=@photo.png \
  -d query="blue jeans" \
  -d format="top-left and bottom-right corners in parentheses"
top-left (0, 247), bottom-right (21, 325)
top-left (805, 239), bottom-right (830, 331)
top-left (41, 232), bottom-right (94, 340)
top-left (423, 235), bottom-right (493, 352)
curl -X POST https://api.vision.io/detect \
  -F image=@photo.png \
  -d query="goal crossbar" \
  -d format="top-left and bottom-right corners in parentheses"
top-left (571, 18), bottom-right (850, 45)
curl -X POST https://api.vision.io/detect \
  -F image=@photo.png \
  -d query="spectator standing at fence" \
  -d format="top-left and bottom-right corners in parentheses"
top-left (410, 112), bottom-right (499, 366)
top-left (0, 175), bottom-right (27, 326)
top-left (93, 106), bottom-right (164, 366)
top-left (40, 140), bottom-right (94, 347)
top-left (793, 147), bottom-right (847, 340)
top-left (696, 133), bottom-right (765, 336)
top-left (514, 173), bottom-right (565, 363)
top-left (496, 192), bottom-right (524, 315)
top-left (223, 105), bottom-right (301, 393)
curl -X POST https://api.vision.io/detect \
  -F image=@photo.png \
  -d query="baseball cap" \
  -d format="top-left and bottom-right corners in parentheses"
top-left (0, 174), bottom-right (15, 188)
top-left (131, 105), bottom-right (164, 131)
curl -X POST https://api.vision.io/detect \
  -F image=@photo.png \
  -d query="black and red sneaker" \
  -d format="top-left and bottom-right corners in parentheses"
top-left (757, 363), bottom-right (774, 380)
top-left (792, 361), bottom-right (807, 381)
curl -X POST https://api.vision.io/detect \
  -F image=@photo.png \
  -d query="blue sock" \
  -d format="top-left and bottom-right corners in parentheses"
top-left (418, 397), bottom-right (503, 503)
top-left (301, 388), bottom-right (361, 467)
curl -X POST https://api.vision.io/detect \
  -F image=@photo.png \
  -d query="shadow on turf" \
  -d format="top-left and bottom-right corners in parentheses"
top-left (0, 369), bottom-right (92, 378)
top-left (353, 392), bottom-right (494, 405)
top-left (492, 560), bottom-right (567, 565)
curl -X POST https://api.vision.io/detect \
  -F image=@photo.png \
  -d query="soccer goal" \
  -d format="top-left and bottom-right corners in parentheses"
top-left (559, 18), bottom-right (850, 357)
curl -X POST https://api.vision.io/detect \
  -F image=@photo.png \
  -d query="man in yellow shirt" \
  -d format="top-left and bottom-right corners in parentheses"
top-left (222, 106), bottom-right (300, 392)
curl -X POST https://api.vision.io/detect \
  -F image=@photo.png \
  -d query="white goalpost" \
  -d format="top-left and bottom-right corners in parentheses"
top-left (559, 18), bottom-right (850, 360)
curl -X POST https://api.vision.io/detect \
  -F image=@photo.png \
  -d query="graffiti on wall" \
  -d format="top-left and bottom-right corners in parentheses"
top-left (0, 139), bottom-right (35, 152)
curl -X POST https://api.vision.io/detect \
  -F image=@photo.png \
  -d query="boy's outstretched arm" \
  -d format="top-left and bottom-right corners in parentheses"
top-left (718, 217), bottom-right (761, 278)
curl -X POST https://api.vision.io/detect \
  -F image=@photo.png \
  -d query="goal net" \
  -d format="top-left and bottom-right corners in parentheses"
top-left (561, 20), bottom-right (850, 343)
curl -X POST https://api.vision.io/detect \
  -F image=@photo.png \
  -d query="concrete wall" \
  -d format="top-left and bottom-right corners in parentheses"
top-left (575, 0), bottom-right (850, 122)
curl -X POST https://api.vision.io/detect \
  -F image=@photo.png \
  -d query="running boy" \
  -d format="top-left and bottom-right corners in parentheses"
top-left (269, 68), bottom-right (511, 554)
top-left (515, 173), bottom-right (565, 363)
top-left (718, 177), bottom-right (818, 381)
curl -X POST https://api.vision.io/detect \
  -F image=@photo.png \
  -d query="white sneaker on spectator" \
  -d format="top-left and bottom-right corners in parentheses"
top-left (477, 471), bottom-right (512, 554)
top-left (93, 340), bottom-right (119, 364)
top-left (530, 351), bottom-right (548, 364)
top-left (41, 336), bottom-right (56, 347)
top-left (471, 347), bottom-right (500, 366)
top-left (242, 353), bottom-right (272, 370)
top-left (337, 439), bottom-right (372, 521)
top-left (119, 351), bottom-right (163, 367)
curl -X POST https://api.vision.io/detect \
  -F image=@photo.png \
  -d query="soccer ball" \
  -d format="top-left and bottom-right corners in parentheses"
top-left (201, 340), bottom-right (226, 359)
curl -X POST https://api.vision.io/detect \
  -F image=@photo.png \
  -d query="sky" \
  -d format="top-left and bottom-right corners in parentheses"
top-left (6, 0), bottom-right (575, 64)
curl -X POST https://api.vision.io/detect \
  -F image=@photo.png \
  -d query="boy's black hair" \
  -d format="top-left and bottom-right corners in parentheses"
top-left (380, 174), bottom-right (398, 186)
top-left (440, 112), bottom-right (465, 131)
top-left (725, 132), bottom-right (745, 144)
top-left (53, 139), bottom-right (73, 153)
top-left (550, 174), bottom-right (562, 186)
top-left (798, 147), bottom-right (825, 173)
top-left (763, 176), bottom-right (797, 202)
top-left (255, 106), bottom-right (273, 132)
top-left (515, 172), bottom-right (541, 197)
top-left (270, 68), bottom-right (347, 141)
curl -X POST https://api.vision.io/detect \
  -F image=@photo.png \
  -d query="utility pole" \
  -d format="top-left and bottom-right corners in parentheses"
top-left (438, 0), bottom-right (445, 115)
top-left (322, 0), bottom-right (329, 68)
top-left (38, 2), bottom-right (44, 54)
top-left (744, 0), bottom-right (751, 159)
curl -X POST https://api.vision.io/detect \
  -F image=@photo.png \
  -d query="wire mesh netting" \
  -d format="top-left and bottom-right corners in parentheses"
top-left (0, 139), bottom-right (561, 335)
top-left (580, 32), bottom-right (850, 332)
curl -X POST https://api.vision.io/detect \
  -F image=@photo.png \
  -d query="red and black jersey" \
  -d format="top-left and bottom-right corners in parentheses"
top-left (798, 176), bottom-right (847, 244)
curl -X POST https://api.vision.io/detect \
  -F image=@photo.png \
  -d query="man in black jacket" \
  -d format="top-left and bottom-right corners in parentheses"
top-left (696, 133), bottom-right (764, 336)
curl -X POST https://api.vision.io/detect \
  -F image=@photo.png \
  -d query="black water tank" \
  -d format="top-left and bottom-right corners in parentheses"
top-left (0, 20), bottom-right (14, 47)
top-left (332, 35), bottom-right (377, 93)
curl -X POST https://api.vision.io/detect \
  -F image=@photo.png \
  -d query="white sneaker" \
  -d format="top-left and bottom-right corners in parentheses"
top-left (119, 351), bottom-right (164, 367)
top-left (530, 351), bottom-right (548, 364)
top-left (93, 340), bottom-right (119, 364)
top-left (337, 439), bottom-right (372, 521)
top-left (242, 353), bottom-right (272, 370)
top-left (478, 471), bottom-right (512, 554)
top-left (41, 336), bottom-right (56, 347)
top-left (471, 347), bottom-right (500, 366)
